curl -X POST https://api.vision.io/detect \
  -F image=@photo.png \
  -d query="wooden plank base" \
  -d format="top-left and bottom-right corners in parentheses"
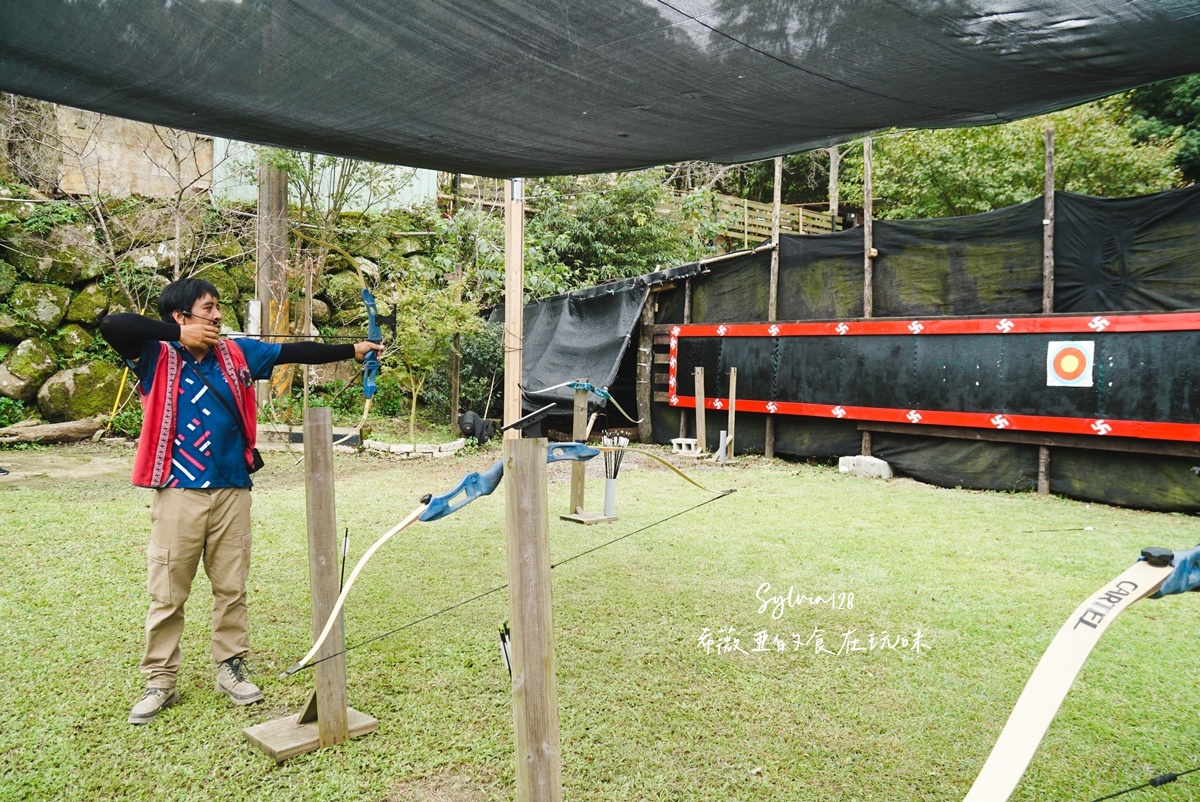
top-left (243, 707), bottom-right (378, 763)
top-left (560, 510), bottom-right (618, 525)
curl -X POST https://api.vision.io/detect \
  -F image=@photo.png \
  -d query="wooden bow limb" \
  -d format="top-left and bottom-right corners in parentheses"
top-left (963, 558), bottom-right (1173, 801)
top-left (280, 502), bottom-right (427, 678)
top-left (597, 445), bottom-right (734, 496)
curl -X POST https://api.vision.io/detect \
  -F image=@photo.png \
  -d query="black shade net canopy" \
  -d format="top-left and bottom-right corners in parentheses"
top-left (4, 1), bottom-right (1200, 177)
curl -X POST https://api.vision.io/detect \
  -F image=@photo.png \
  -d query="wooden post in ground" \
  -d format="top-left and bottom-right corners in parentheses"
top-left (764, 156), bottom-right (783, 459)
top-left (694, 367), bottom-right (707, 453)
top-left (243, 407), bottom-right (377, 761)
top-left (679, 278), bottom-right (693, 440)
top-left (727, 367), bottom-right (737, 461)
top-left (861, 136), bottom-right (875, 457)
top-left (502, 178), bottom-right (561, 800)
top-left (1038, 127), bottom-right (1056, 495)
top-left (569, 380), bottom-right (588, 513)
top-left (504, 179), bottom-right (525, 439)
top-left (635, 290), bottom-right (654, 443)
top-left (504, 437), bottom-right (562, 802)
top-left (303, 406), bottom-right (349, 747)
top-left (256, 163), bottom-right (287, 407)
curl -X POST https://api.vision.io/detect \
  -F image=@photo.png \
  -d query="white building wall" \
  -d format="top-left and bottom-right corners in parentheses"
top-left (210, 138), bottom-right (437, 210)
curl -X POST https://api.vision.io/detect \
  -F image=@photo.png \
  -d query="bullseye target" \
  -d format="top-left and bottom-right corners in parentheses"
top-left (1047, 341), bottom-right (1094, 387)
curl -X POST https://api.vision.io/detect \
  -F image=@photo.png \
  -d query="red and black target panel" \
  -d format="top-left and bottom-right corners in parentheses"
top-left (666, 312), bottom-right (1200, 442)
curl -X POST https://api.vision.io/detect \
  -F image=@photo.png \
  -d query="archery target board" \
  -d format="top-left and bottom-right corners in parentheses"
top-left (1046, 341), bottom-right (1094, 387)
top-left (663, 311), bottom-right (1200, 442)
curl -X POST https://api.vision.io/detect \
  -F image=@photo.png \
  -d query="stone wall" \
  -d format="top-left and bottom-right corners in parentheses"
top-left (0, 187), bottom-right (427, 423)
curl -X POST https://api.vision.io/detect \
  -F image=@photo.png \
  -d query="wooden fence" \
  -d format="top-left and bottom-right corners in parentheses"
top-left (709, 194), bottom-right (841, 245)
top-left (438, 175), bottom-right (843, 241)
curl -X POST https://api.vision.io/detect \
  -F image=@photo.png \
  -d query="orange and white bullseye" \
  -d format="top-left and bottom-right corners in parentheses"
top-left (1046, 341), bottom-right (1094, 387)
top-left (1052, 346), bottom-right (1087, 381)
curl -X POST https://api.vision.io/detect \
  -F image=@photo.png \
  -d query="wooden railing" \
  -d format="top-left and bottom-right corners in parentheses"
top-left (710, 194), bottom-right (841, 245)
top-left (438, 175), bottom-right (843, 241)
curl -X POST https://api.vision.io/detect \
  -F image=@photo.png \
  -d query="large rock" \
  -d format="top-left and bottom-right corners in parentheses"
top-left (41, 223), bottom-right (107, 285)
top-left (0, 259), bottom-right (17, 297)
top-left (37, 361), bottom-right (128, 422)
top-left (0, 227), bottom-right (48, 277)
top-left (0, 338), bottom-right (58, 401)
top-left (0, 310), bottom-right (29, 342)
top-left (354, 257), bottom-right (381, 284)
top-left (108, 200), bottom-right (203, 252)
top-left (65, 282), bottom-right (111, 324)
top-left (0, 364), bottom-right (37, 402)
top-left (192, 264), bottom-right (240, 304)
top-left (323, 270), bottom-right (363, 311)
top-left (348, 233), bottom-right (393, 261)
top-left (51, 324), bottom-right (96, 362)
top-left (218, 303), bottom-right (242, 332)
top-left (123, 240), bottom-right (183, 273)
top-left (0, 196), bottom-right (39, 223)
top-left (204, 230), bottom-right (245, 262)
top-left (8, 283), bottom-right (71, 332)
top-left (227, 261), bottom-right (256, 294)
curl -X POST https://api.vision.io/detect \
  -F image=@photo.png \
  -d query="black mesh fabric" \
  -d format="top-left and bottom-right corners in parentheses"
top-left (632, 185), bottom-right (1200, 511)
top-left (1055, 186), bottom-right (1200, 312)
top-left (3, 1), bottom-right (1200, 176)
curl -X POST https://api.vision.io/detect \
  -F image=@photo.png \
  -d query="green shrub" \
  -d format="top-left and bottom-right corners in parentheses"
top-left (0, 396), bottom-right (28, 428)
top-left (21, 200), bottom-right (86, 235)
top-left (106, 404), bottom-right (143, 437)
top-left (421, 320), bottom-right (503, 420)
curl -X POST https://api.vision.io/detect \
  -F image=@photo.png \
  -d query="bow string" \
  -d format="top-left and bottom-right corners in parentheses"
top-left (281, 442), bottom-right (729, 678)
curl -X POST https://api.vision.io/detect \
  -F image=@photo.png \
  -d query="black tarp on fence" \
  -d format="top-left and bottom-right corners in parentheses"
top-left (645, 186), bottom-right (1200, 511)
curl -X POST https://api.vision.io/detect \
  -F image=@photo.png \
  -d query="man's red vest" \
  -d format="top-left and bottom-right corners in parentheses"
top-left (131, 340), bottom-right (257, 488)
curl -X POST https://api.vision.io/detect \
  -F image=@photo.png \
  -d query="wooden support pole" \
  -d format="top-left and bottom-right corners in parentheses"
top-left (765, 156), bottom-right (783, 459)
top-left (742, 198), bottom-right (749, 249)
top-left (1037, 445), bottom-right (1051, 496)
top-left (635, 290), bottom-right (654, 443)
top-left (303, 407), bottom-right (349, 746)
top-left (861, 136), bottom-right (875, 458)
top-left (727, 367), bottom-right (737, 461)
top-left (768, 156), bottom-right (782, 322)
top-left (679, 278), bottom-right (693, 440)
top-left (569, 380), bottom-right (588, 514)
top-left (828, 145), bottom-right (840, 221)
top-left (256, 163), bottom-right (287, 407)
top-left (243, 407), bottom-right (377, 762)
top-left (1039, 127), bottom-right (1056, 494)
top-left (1043, 127), bottom-right (1055, 315)
top-left (504, 437), bottom-right (562, 802)
top-left (504, 179), bottom-right (525, 439)
top-left (501, 179), bottom-right (561, 799)
top-left (694, 367), bottom-right (706, 453)
top-left (302, 258), bottom-right (313, 409)
top-left (862, 136), bottom-right (874, 318)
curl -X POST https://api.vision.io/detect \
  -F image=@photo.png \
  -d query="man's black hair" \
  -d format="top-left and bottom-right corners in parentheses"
top-left (157, 278), bottom-right (220, 323)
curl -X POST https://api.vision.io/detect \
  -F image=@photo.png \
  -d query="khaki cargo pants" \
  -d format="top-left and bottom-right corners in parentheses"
top-left (139, 488), bottom-right (252, 689)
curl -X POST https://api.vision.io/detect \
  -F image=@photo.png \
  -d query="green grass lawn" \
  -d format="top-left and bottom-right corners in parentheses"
top-left (1, 443), bottom-right (1197, 801)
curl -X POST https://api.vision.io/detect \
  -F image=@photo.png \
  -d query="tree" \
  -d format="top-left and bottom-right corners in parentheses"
top-left (387, 281), bottom-right (481, 445)
top-left (523, 172), bottom-right (690, 297)
top-left (841, 98), bottom-right (1182, 219)
top-left (1127, 73), bottom-right (1200, 183)
top-left (422, 202), bottom-right (506, 308)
